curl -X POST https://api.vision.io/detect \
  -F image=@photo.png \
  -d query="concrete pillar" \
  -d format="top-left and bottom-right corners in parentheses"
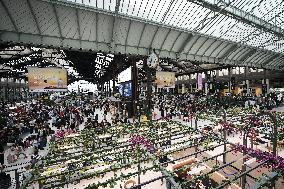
top-left (261, 79), bottom-right (266, 96)
top-left (263, 69), bottom-right (269, 94)
top-left (182, 84), bottom-right (185, 94)
top-left (112, 79), bottom-right (115, 96)
top-left (228, 67), bottom-right (232, 93)
top-left (244, 67), bottom-right (249, 95)
top-left (204, 72), bottom-right (208, 95)
top-left (246, 80), bottom-right (250, 95)
top-left (266, 79), bottom-right (269, 94)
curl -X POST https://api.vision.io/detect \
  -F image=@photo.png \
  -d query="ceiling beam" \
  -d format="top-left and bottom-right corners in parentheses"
top-left (26, 0), bottom-right (41, 35)
top-left (261, 54), bottom-right (281, 66)
top-left (124, 20), bottom-right (132, 52)
top-left (177, 33), bottom-right (193, 54)
top-left (95, 12), bottom-right (98, 48)
top-left (160, 29), bottom-right (171, 50)
top-left (269, 56), bottom-right (284, 68)
top-left (148, 26), bottom-right (159, 52)
top-left (0, 0), bottom-right (19, 32)
top-left (110, 16), bottom-right (116, 51)
top-left (251, 52), bottom-right (270, 65)
top-left (161, 0), bottom-right (176, 23)
top-left (242, 4), bottom-right (284, 43)
top-left (75, 9), bottom-right (82, 42)
top-left (230, 47), bottom-right (246, 61)
top-left (193, 38), bottom-right (209, 59)
top-left (137, 23), bottom-right (146, 48)
top-left (52, 3), bottom-right (63, 41)
top-left (201, 39), bottom-right (217, 57)
top-left (186, 35), bottom-right (200, 54)
top-left (240, 49), bottom-right (258, 65)
top-left (169, 32), bottom-right (182, 52)
top-left (110, 0), bottom-right (121, 51)
top-left (187, 0), bottom-right (284, 37)
top-left (257, 53), bottom-right (277, 65)
top-left (214, 41), bottom-right (229, 58)
top-left (39, 0), bottom-right (283, 57)
top-left (219, 44), bottom-right (238, 60)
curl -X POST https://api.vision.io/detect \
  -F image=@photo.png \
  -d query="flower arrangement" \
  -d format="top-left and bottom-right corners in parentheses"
top-left (232, 144), bottom-right (284, 172)
top-left (24, 117), bottom-right (284, 189)
top-left (54, 128), bottom-right (76, 139)
top-left (128, 134), bottom-right (154, 152)
top-left (54, 130), bottom-right (65, 139)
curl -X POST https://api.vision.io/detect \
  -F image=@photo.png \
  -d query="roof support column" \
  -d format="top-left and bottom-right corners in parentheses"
top-left (26, 0), bottom-right (41, 35)
top-left (0, 0), bottom-right (19, 40)
top-left (177, 33), bottom-right (193, 59)
top-left (75, 9), bottom-right (82, 47)
top-left (110, 0), bottom-right (121, 52)
top-left (52, 3), bottom-right (63, 46)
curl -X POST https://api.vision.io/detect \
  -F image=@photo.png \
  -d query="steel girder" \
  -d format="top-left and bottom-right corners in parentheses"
top-left (187, 0), bottom-right (284, 37)
top-left (110, 0), bottom-right (121, 51)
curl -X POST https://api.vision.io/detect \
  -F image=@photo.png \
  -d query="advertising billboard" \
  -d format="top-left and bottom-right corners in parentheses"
top-left (28, 67), bottom-right (67, 92)
top-left (155, 71), bottom-right (175, 88)
top-left (118, 82), bottom-right (132, 97)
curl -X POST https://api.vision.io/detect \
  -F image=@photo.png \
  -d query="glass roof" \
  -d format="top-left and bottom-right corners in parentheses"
top-left (230, 0), bottom-right (284, 25)
top-left (68, 0), bottom-right (284, 53)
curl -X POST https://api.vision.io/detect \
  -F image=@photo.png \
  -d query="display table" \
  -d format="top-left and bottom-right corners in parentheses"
top-left (58, 145), bottom-right (76, 150)
top-left (167, 157), bottom-right (242, 189)
top-left (65, 133), bottom-right (80, 138)
top-left (98, 134), bottom-right (112, 139)
top-left (117, 138), bottom-right (129, 143)
top-left (41, 167), bottom-right (67, 176)
top-left (84, 164), bottom-right (110, 174)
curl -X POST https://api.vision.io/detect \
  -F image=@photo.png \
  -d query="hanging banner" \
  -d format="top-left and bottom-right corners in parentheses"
top-left (155, 71), bottom-right (175, 88)
top-left (197, 73), bottom-right (203, 90)
top-left (28, 67), bottom-right (68, 92)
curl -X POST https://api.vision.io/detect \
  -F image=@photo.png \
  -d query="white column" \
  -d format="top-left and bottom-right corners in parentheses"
top-left (182, 84), bottom-right (185, 94)
top-left (266, 79), bottom-right (269, 94)
top-left (228, 68), bottom-right (232, 93)
top-left (246, 80), bottom-right (250, 95)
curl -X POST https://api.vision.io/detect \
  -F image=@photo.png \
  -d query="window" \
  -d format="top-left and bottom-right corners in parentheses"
top-left (219, 69), bottom-right (228, 76)
top-left (232, 67), bottom-right (236, 75)
top-left (250, 68), bottom-right (257, 73)
top-left (191, 73), bottom-right (197, 80)
top-left (239, 67), bottom-right (245, 74)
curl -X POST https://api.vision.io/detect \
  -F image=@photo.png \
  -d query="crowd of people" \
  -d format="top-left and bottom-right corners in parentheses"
top-left (0, 90), bottom-right (283, 188)
top-left (152, 92), bottom-right (284, 119)
top-left (0, 94), bottom-right (131, 168)
top-left (1, 91), bottom-right (283, 164)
